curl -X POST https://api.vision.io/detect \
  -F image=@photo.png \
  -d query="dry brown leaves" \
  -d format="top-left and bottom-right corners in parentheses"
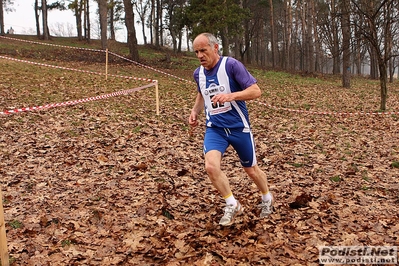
top-left (0, 46), bottom-right (399, 265)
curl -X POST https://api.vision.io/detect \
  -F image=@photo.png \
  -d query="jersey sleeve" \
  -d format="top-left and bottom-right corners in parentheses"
top-left (226, 58), bottom-right (257, 90)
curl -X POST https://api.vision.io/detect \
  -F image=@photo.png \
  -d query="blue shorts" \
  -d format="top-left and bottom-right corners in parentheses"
top-left (203, 127), bottom-right (257, 167)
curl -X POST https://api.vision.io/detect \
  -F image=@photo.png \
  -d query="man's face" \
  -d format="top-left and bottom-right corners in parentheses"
top-left (193, 35), bottom-right (219, 70)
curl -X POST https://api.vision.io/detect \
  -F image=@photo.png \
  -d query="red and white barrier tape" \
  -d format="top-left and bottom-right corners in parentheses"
top-left (254, 100), bottom-right (399, 116)
top-left (108, 51), bottom-right (194, 84)
top-left (0, 82), bottom-right (156, 116)
top-left (0, 55), bottom-right (156, 83)
top-left (0, 35), bottom-right (193, 84)
top-left (0, 35), bottom-right (104, 53)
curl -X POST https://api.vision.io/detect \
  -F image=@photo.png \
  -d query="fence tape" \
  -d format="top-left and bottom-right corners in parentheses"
top-left (0, 35), bottom-right (104, 53)
top-left (0, 35), bottom-right (193, 84)
top-left (107, 51), bottom-right (194, 84)
top-left (0, 82), bottom-right (156, 116)
top-left (0, 55), bottom-right (156, 83)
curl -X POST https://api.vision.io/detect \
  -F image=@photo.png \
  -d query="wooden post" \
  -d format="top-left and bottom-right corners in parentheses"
top-left (155, 81), bottom-right (159, 115)
top-left (0, 188), bottom-right (9, 266)
top-left (105, 48), bottom-right (108, 80)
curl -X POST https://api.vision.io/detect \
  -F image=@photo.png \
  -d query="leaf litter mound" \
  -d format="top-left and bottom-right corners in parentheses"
top-left (1, 43), bottom-right (399, 265)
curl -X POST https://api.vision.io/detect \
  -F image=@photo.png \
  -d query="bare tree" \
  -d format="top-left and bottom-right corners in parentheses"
top-left (84, 0), bottom-right (91, 42)
top-left (0, 0), bottom-right (4, 35)
top-left (352, 0), bottom-right (398, 110)
top-left (42, 0), bottom-right (50, 39)
top-left (122, 0), bottom-right (139, 61)
top-left (97, 0), bottom-right (108, 49)
top-left (108, 0), bottom-right (123, 41)
top-left (35, 0), bottom-right (41, 38)
top-left (331, 0), bottom-right (341, 74)
top-left (283, 0), bottom-right (292, 71)
top-left (134, 0), bottom-right (149, 45)
top-left (68, 0), bottom-right (84, 40)
top-left (269, 0), bottom-right (277, 68)
top-left (341, 0), bottom-right (351, 88)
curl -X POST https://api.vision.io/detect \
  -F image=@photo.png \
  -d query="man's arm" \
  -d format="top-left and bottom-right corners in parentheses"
top-left (189, 92), bottom-right (204, 127)
top-left (211, 83), bottom-right (261, 106)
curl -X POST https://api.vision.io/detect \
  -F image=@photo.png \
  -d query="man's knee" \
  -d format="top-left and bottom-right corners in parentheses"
top-left (205, 161), bottom-right (219, 176)
top-left (244, 165), bottom-right (258, 177)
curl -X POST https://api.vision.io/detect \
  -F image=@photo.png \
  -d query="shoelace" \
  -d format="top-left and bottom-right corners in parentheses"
top-left (224, 205), bottom-right (237, 215)
top-left (259, 201), bottom-right (272, 210)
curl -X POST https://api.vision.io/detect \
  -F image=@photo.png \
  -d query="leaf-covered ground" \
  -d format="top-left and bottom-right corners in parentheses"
top-left (1, 38), bottom-right (399, 265)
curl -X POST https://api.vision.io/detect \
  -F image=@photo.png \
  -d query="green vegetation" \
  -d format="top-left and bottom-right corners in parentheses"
top-left (61, 239), bottom-right (72, 247)
top-left (391, 161), bottom-right (399, 168)
top-left (8, 220), bottom-right (23, 229)
top-left (330, 176), bottom-right (341, 182)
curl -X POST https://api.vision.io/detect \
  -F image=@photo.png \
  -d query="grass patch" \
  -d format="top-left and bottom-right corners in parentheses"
top-left (330, 176), bottom-right (341, 182)
top-left (391, 161), bottom-right (399, 168)
top-left (289, 162), bottom-right (303, 168)
top-left (61, 239), bottom-right (72, 247)
top-left (8, 220), bottom-right (23, 229)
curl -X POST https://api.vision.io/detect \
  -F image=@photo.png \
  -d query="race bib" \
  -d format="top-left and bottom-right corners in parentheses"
top-left (203, 84), bottom-right (232, 115)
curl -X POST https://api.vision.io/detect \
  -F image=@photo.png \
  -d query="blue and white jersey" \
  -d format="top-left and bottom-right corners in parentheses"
top-left (193, 56), bottom-right (257, 131)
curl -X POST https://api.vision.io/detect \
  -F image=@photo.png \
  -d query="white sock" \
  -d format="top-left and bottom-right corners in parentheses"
top-left (262, 192), bottom-right (272, 202)
top-left (224, 193), bottom-right (237, 207)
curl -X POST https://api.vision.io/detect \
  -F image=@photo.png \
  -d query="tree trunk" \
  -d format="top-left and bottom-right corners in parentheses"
top-left (341, 0), bottom-right (351, 88)
top-left (379, 63), bottom-right (388, 111)
top-left (186, 28), bottom-right (190, 52)
top-left (283, 0), bottom-right (292, 71)
top-left (42, 0), bottom-right (50, 40)
top-left (331, 0), bottom-right (340, 74)
top-left (150, 0), bottom-right (155, 45)
top-left (389, 56), bottom-right (394, 83)
top-left (397, 59), bottom-right (399, 80)
top-left (123, 0), bottom-right (139, 61)
top-left (0, 0), bottom-right (5, 36)
top-left (269, 0), bottom-right (276, 68)
top-left (83, 0), bottom-right (87, 39)
top-left (155, 0), bottom-right (160, 47)
top-left (312, 0), bottom-right (321, 72)
top-left (35, 0), bottom-right (41, 38)
top-left (299, 2), bottom-right (308, 72)
top-left (98, 0), bottom-right (108, 49)
top-left (109, 0), bottom-right (116, 41)
top-left (369, 47), bottom-right (379, 79)
top-left (307, 0), bottom-right (314, 73)
top-left (221, 27), bottom-right (229, 56)
top-left (292, 7), bottom-right (299, 71)
top-left (354, 16), bottom-right (362, 75)
top-left (135, 0), bottom-right (148, 45)
top-left (85, 0), bottom-right (91, 42)
top-left (75, 0), bottom-right (83, 41)
top-left (158, 0), bottom-right (163, 46)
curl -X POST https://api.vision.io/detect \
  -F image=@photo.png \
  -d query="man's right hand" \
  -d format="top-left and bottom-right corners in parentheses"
top-left (189, 112), bottom-right (198, 127)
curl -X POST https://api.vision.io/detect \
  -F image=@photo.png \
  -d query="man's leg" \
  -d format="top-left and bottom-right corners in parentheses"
top-left (205, 150), bottom-right (243, 225)
top-left (204, 150), bottom-right (231, 198)
top-left (243, 165), bottom-right (269, 193)
top-left (244, 165), bottom-right (273, 217)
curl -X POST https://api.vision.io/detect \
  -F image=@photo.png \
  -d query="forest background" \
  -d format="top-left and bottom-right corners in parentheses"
top-left (0, 0), bottom-right (399, 265)
top-left (1, 0), bottom-right (399, 110)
